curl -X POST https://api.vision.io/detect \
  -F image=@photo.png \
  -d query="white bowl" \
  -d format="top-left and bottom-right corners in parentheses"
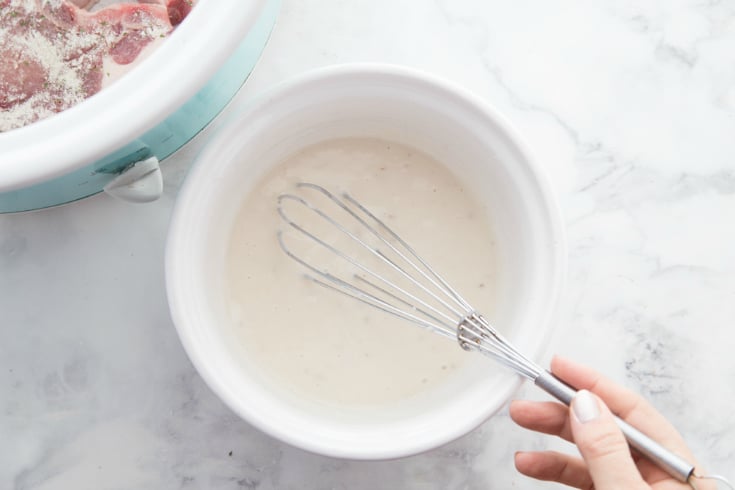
top-left (165, 64), bottom-right (566, 459)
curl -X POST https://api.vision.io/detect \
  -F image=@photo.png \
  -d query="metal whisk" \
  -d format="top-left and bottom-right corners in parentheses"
top-left (276, 182), bottom-right (729, 488)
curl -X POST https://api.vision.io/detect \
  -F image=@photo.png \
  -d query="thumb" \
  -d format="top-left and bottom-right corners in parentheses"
top-left (570, 390), bottom-right (647, 489)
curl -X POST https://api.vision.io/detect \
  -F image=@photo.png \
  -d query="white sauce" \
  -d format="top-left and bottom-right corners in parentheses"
top-left (226, 138), bottom-right (498, 407)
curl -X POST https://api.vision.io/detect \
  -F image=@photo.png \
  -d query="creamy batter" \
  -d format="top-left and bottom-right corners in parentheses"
top-left (226, 138), bottom-right (498, 407)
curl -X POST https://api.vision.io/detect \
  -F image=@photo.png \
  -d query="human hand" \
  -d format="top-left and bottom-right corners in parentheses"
top-left (509, 356), bottom-right (710, 489)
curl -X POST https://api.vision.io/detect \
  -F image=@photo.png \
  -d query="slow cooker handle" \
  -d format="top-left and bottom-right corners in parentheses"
top-left (103, 157), bottom-right (163, 203)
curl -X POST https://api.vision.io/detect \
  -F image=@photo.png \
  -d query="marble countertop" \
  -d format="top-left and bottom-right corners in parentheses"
top-left (2, 0), bottom-right (734, 488)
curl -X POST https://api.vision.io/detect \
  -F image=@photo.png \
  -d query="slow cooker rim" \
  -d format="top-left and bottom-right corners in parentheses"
top-left (0, 0), bottom-right (268, 192)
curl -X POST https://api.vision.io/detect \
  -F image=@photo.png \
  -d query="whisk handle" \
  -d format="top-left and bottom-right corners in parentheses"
top-left (534, 370), bottom-right (695, 483)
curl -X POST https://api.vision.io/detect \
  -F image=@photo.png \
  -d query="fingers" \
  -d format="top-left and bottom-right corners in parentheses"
top-left (551, 356), bottom-right (694, 460)
top-left (512, 357), bottom-right (701, 487)
top-left (510, 401), bottom-right (672, 484)
top-left (514, 451), bottom-right (593, 489)
top-left (570, 390), bottom-right (648, 488)
top-left (509, 400), bottom-right (572, 441)
top-left (510, 398), bottom-right (655, 487)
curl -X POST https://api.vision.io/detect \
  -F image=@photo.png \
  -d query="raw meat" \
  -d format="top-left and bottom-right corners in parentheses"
top-left (71, 0), bottom-right (192, 26)
top-left (160, 0), bottom-right (191, 26)
top-left (69, 0), bottom-right (95, 7)
top-left (0, 0), bottom-right (194, 132)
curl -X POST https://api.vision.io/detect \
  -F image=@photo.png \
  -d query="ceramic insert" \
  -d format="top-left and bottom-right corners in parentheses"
top-left (0, 0), bottom-right (194, 132)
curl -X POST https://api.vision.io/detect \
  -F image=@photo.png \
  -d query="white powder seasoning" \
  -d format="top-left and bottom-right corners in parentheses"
top-left (1, 29), bottom-right (87, 130)
top-left (0, 0), bottom-right (170, 132)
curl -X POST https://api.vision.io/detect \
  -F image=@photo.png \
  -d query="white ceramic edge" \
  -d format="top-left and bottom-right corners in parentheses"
top-left (165, 63), bottom-right (567, 459)
top-left (0, 0), bottom-right (267, 192)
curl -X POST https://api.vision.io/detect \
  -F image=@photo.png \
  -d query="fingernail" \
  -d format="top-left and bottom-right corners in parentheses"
top-left (573, 390), bottom-right (600, 423)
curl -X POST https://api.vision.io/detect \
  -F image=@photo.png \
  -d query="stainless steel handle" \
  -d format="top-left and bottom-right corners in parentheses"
top-left (534, 370), bottom-right (695, 483)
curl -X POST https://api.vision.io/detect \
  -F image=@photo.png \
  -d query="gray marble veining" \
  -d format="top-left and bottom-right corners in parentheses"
top-left (1, 0), bottom-right (734, 488)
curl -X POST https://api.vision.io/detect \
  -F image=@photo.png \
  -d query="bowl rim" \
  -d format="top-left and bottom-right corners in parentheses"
top-left (165, 63), bottom-right (567, 459)
top-left (0, 0), bottom-right (267, 192)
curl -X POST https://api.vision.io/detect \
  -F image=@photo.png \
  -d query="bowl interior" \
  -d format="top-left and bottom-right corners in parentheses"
top-left (166, 66), bottom-right (565, 459)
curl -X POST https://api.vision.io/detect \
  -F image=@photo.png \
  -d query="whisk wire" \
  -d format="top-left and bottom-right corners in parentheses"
top-left (299, 183), bottom-right (473, 314)
top-left (277, 183), bottom-right (541, 379)
top-left (457, 313), bottom-right (540, 379)
top-left (276, 228), bottom-right (457, 339)
top-left (279, 188), bottom-right (469, 324)
top-left (341, 190), bottom-right (474, 312)
top-left (307, 274), bottom-right (457, 340)
top-left (353, 275), bottom-right (457, 337)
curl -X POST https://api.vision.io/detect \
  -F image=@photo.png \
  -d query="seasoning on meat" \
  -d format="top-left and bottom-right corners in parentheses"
top-left (0, 0), bottom-right (194, 132)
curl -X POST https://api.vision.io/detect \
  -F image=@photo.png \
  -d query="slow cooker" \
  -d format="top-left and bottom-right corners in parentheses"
top-left (0, 0), bottom-right (279, 213)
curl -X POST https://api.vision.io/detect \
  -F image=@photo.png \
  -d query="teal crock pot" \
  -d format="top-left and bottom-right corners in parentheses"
top-left (0, 0), bottom-right (279, 213)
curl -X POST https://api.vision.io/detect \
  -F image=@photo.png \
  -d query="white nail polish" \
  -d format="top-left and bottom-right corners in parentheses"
top-left (573, 390), bottom-right (600, 423)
